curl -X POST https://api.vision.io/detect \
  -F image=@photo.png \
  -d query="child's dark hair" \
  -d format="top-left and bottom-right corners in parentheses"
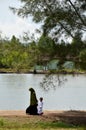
top-left (40, 97), bottom-right (43, 101)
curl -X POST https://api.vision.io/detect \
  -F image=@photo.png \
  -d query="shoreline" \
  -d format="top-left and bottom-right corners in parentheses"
top-left (0, 68), bottom-right (86, 74)
top-left (0, 110), bottom-right (86, 126)
top-left (0, 71), bottom-right (86, 74)
top-left (0, 110), bottom-right (86, 116)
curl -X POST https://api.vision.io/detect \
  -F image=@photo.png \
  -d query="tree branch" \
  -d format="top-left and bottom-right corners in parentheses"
top-left (68, 0), bottom-right (86, 27)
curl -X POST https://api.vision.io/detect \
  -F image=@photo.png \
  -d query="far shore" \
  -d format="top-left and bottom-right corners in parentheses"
top-left (0, 69), bottom-right (86, 74)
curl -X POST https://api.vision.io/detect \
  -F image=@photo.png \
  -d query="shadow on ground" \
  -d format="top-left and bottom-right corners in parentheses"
top-left (44, 110), bottom-right (86, 126)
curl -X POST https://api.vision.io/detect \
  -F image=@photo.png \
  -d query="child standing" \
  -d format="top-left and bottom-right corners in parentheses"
top-left (37, 97), bottom-right (43, 115)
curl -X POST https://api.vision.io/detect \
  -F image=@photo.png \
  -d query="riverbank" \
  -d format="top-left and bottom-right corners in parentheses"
top-left (0, 68), bottom-right (86, 74)
top-left (0, 110), bottom-right (86, 126)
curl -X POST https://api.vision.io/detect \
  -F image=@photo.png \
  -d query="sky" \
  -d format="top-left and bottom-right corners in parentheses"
top-left (0, 0), bottom-right (41, 39)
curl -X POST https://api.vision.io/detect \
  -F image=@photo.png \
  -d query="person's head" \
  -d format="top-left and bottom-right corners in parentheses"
top-left (39, 97), bottom-right (43, 102)
top-left (29, 88), bottom-right (35, 93)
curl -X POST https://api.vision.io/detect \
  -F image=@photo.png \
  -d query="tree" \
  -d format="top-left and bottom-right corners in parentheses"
top-left (79, 49), bottom-right (86, 70)
top-left (38, 35), bottom-right (55, 57)
top-left (10, 0), bottom-right (86, 42)
top-left (71, 32), bottom-right (84, 56)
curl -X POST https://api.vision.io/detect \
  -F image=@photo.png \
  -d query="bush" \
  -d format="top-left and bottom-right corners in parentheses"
top-left (79, 49), bottom-right (86, 70)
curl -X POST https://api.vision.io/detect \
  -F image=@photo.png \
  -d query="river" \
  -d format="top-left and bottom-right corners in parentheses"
top-left (0, 73), bottom-right (86, 110)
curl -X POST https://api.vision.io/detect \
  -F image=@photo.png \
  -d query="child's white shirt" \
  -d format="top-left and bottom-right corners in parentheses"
top-left (37, 101), bottom-right (43, 114)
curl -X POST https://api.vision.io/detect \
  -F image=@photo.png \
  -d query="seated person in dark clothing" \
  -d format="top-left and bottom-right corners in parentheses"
top-left (26, 88), bottom-right (38, 115)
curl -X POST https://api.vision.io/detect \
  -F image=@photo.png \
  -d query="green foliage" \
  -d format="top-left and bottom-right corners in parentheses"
top-left (0, 35), bottom-right (34, 71)
top-left (10, 0), bottom-right (86, 42)
top-left (38, 35), bottom-right (55, 58)
top-left (0, 33), bottom-right (86, 72)
top-left (79, 49), bottom-right (86, 70)
top-left (79, 49), bottom-right (86, 61)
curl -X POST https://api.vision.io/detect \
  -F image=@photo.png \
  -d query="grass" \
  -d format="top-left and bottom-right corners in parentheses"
top-left (0, 117), bottom-right (85, 130)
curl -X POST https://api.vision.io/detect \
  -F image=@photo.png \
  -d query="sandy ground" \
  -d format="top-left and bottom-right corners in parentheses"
top-left (0, 110), bottom-right (86, 117)
top-left (0, 110), bottom-right (86, 125)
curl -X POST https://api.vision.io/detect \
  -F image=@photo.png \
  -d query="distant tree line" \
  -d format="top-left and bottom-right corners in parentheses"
top-left (0, 34), bottom-right (86, 72)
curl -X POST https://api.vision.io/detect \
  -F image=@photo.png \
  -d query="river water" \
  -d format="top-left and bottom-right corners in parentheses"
top-left (0, 73), bottom-right (86, 110)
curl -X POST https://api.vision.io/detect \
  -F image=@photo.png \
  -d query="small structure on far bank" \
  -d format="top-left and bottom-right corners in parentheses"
top-left (34, 59), bottom-right (59, 73)
top-left (62, 61), bottom-right (75, 69)
top-left (33, 60), bottom-right (76, 73)
top-left (47, 59), bottom-right (59, 70)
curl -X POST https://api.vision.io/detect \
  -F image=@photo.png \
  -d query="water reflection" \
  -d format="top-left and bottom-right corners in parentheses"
top-left (40, 74), bottom-right (67, 91)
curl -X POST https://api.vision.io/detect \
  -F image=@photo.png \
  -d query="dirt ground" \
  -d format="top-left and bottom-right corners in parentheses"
top-left (0, 110), bottom-right (86, 126)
